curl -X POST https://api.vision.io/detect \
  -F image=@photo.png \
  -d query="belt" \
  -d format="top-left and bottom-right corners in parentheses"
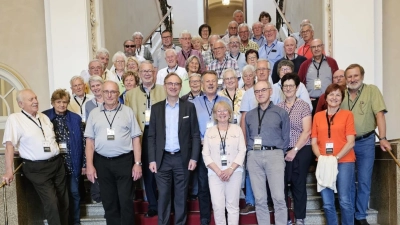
top-left (23, 154), bottom-right (60, 163)
top-left (251, 146), bottom-right (278, 151)
top-left (355, 130), bottom-right (375, 141)
top-left (95, 151), bottom-right (132, 160)
top-left (164, 150), bottom-right (181, 155)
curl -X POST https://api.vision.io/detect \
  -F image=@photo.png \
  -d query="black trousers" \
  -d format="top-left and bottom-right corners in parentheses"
top-left (94, 152), bottom-right (135, 225)
top-left (197, 146), bottom-right (211, 224)
top-left (23, 155), bottom-right (69, 225)
top-left (155, 152), bottom-right (189, 225)
top-left (142, 126), bottom-right (158, 211)
top-left (284, 145), bottom-right (314, 219)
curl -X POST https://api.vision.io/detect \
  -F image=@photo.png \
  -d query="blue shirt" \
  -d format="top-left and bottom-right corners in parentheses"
top-left (165, 100), bottom-right (180, 152)
top-left (193, 95), bottom-right (231, 140)
top-left (258, 39), bottom-right (284, 70)
top-left (252, 35), bottom-right (266, 48)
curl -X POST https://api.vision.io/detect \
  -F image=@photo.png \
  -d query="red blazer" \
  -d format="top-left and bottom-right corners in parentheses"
top-left (298, 56), bottom-right (339, 85)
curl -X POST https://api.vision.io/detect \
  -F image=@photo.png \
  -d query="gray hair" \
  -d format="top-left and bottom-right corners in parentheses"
top-left (252, 21), bottom-right (264, 29)
top-left (16, 89), bottom-right (33, 103)
top-left (70, 75), bottom-right (84, 86)
top-left (242, 64), bottom-right (256, 74)
top-left (263, 23), bottom-right (278, 32)
top-left (213, 39), bottom-right (227, 49)
top-left (139, 60), bottom-right (154, 70)
top-left (164, 48), bottom-right (177, 58)
top-left (188, 73), bottom-right (201, 80)
top-left (179, 30), bottom-right (191, 38)
top-left (301, 23), bottom-right (314, 31)
top-left (112, 51), bottom-right (127, 63)
top-left (238, 23), bottom-right (250, 31)
top-left (233, 10), bottom-right (244, 17)
top-left (208, 34), bottom-right (221, 42)
top-left (88, 59), bottom-right (104, 70)
top-left (229, 35), bottom-right (241, 43)
top-left (132, 32), bottom-right (144, 39)
top-left (95, 47), bottom-right (109, 58)
top-left (256, 58), bottom-right (271, 69)
top-left (88, 75), bottom-right (104, 86)
top-left (228, 21), bottom-right (239, 28)
top-left (222, 68), bottom-right (238, 79)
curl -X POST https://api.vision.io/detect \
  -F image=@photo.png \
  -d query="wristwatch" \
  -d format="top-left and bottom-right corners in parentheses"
top-left (294, 147), bottom-right (299, 152)
top-left (336, 156), bottom-right (340, 160)
top-left (379, 136), bottom-right (387, 141)
top-left (135, 162), bottom-right (142, 166)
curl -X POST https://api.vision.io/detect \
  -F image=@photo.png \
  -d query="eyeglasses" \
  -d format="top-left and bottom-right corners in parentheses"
top-left (280, 67), bottom-right (292, 72)
top-left (311, 44), bottom-right (324, 50)
top-left (115, 60), bottom-right (125, 63)
top-left (161, 36), bottom-right (171, 39)
top-left (224, 77), bottom-right (236, 81)
top-left (72, 83), bottom-right (84, 88)
top-left (125, 45), bottom-right (135, 48)
top-left (242, 73), bottom-right (254, 78)
top-left (165, 82), bottom-right (181, 87)
top-left (282, 84), bottom-right (296, 89)
top-left (181, 37), bottom-right (192, 41)
top-left (254, 88), bottom-right (271, 94)
top-left (189, 80), bottom-right (201, 84)
top-left (213, 47), bottom-right (225, 51)
top-left (333, 75), bottom-right (345, 80)
top-left (216, 109), bottom-right (228, 114)
top-left (301, 30), bottom-right (312, 35)
top-left (103, 90), bottom-right (119, 95)
top-left (229, 41), bottom-right (240, 45)
top-left (264, 30), bottom-right (275, 34)
top-left (229, 27), bottom-right (238, 30)
top-left (256, 68), bottom-right (270, 72)
top-left (89, 66), bottom-right (102, 70)
top-left (140, 70), bottom-right (153, 74)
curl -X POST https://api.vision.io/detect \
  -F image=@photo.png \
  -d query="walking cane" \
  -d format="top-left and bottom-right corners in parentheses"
top-left (374, 132), bottom-right (400, 168)
top-left (1, 162), bottom-right (24, 225)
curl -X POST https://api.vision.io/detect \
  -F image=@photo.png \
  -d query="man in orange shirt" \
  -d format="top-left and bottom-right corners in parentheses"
top-left (297, 23), bottom-right (314, 59)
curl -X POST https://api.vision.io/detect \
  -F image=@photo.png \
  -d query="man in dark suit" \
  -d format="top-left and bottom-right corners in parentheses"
top-left (148, 72), bottom-right (201, 225)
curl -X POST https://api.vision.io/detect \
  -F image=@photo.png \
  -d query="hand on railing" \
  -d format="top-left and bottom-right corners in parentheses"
top-left (0, 162), bottom-right (24, 188)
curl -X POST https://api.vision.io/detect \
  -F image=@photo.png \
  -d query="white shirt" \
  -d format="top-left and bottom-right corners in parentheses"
top-left (68, 94), bottom-right (94, 122)
top-left (156, 66), bottom-right (188, 85)
top-left (3, 111), bottom-right (59, 160)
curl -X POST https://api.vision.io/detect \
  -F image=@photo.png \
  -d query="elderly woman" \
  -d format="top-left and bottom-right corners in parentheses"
top-left (85, 76), bottom-right (104, 122)
top-left (276, 73), bottom-right (313, 225)
top-left (181, 73), bottom-right (203, 101)
top-left (202, 101), bottom-right (246, 225)
top-left (245, 49), bottom-right (259, 68)
top-left (42, 89), bottom-right (85, 225)
top-left (109, 51), bottom-right (127, 93)
top-left (198, 24), bottom-right (212, 50)
top-left (311, 83), bottom-right (356, 225)
top-left (126, 56), bottom-right (140, 73)
top-left (119, 71), bottom-right (139, 104)
top-left (218, 68), bottom-right (245, 125)
top-left (192, 35), bottom-right (204, 52)
top-left (241, 65), bottom-right (256, 91)
top-left (259, 11), bottom-right (272, 25)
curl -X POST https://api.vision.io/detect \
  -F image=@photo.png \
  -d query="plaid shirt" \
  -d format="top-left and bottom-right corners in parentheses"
top-left (207, 57), bottom-right (240, 79)
top-left (202, 50), bottom-right (214, 67)
top-left (240, 40), bottom-right (259, 53)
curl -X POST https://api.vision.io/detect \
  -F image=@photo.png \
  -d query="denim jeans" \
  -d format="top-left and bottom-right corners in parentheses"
top-left (320, 162), bottom-right (355, 225)
top-left (245, 169), bottom-right (255, 205)
top-left (354, 134), bottom-right (375, 220)
top-left (68, 174), bottom-right (81, 225)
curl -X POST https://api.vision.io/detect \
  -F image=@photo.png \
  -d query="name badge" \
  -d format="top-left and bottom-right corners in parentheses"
top-left (43, 141), bottom-right (51, 152)
top-left (145, 109), bottom-right (151, 125)
top-left (206, 118), bottom-right (214, 129)
top-left (218, 78), bottom-right (223, 87)
top-left (59, 142), bottom-right (68, 154)
top-left (233, 114), bottom-right (238, 124)
top-left (314, 78), bottom-right (321, 90)
top-left (107, 128), bottom-right (115, 140)
top-left (325, 142), bottom-right (334, 154)
top-left (253, 136), bottom-right (262, 150)
top-left (221, 154), bottom-right (227, 166)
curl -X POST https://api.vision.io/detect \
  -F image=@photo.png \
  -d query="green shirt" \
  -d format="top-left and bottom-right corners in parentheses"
top-left (340, 83), bottom-right (387, 136)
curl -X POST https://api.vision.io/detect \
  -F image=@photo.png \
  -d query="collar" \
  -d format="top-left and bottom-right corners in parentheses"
top-left (73, 93), bottom-right (86, 99)
top-left (22, 109), bottom-right (40, 119)
top-left (312, 55), bottom-right (326, 63)
top-left (203, 94), bottom-right (218, 102)
top-left (100, 102), bottom-right (122, 112)
top-left (165, 98), bottom-right (180, 108)
top-left (161, 44), bottom-right (176, 51)
top-left (266, 39), bottom-right (278, 47)
top-left (285, 53), bottom-right (297, 60)
top-left (253, 35), bottom-right (265, 41)
top-left (140, 83), bottom-right (155, 93)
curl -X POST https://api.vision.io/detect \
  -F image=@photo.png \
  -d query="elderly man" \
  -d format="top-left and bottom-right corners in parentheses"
top-left (81, 48), bottom-right (110, 82)
top-left (233, 9), bottom-right (245, 25)
top-left (123, 40), bottom-right (145, 61)
top-left (81, 59), bottom-right (105, 84)
top-left (132, 32), bottom-right (153, 62)
top-left (177, 30), bottom-right (206, 72)
top-left (315, 69), bottom-right (346, 112)
top-left (252, 22), bottom-right (266, 47)
top-left (181, 73), bottom-right (203, 101)
top-left (298, 39), bottom-right (338, 115)
top-left (245, 81), bottom-right (290, 225)
top-left (222, 21), bottom-right (239, 44)
top-left (2, 89), bottom-right (69, 225)
top-left (202, 34), bottom-right (221, 67)
top-left (340, 64), bottom-right (390, 225)
top-left (239, 23), bottom-right (259, 53)
top-left (192, 70), bottom-right (231, 225)
top-left (125, 61), bottom-right (166, 218)
top-left (68, 75), bottom-right (93, 122)
top-left (297, 23), bottom-right (315, 59)
top-left (85, 81), bottom-right (142, 225)
top-left (258, 23), bottom-right (284, 71)
top-left (271, 37), bottom-right (307, 83)
top-left (207, 40), bottom-right (240, 90)
top-left (291, 19), bottom-right (310, 48)
top-left (153, 30), bottom-right (182, 70)
top-left (228, 35), bottom-right (247, 71)
top-left (148, 73), bottom-right (201, 225)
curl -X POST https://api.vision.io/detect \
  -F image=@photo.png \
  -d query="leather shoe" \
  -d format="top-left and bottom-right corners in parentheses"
top-left (145, 209), bottom-right (158, 217)
top-left (355, 219), bottom-right (370, 225)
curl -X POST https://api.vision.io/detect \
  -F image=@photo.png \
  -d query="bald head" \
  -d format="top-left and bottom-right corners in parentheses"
top-left (310, 39), bottom-right (324, 58)
top-left (284, 37), bottom-right (297, 57)
top-left (17, 89), bottom-right (39, 115)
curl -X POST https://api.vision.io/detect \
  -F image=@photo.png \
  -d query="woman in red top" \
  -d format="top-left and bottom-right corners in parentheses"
top-left (311, 83), bottom-right (356, 225)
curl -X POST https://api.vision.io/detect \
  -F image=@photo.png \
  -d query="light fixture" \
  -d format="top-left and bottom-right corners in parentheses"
top-left (222, 0), bottom-right (230, 6)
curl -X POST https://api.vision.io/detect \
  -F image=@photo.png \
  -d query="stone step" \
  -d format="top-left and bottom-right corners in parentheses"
top-left (304, 209), bottom-right (379, 225)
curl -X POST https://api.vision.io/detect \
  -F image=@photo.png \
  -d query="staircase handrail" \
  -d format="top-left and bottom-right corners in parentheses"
top-left (143, 6), bottom-right (173, 48)
top-left (273, 0), bottom-right (294, 35)
top-left (1, 162), bottom-right (24, 225)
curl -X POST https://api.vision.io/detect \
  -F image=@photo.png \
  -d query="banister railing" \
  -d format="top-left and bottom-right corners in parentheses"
top-left (1, 162), bottom-right (24, 225)
top-left (273, 0), bottom-right (294, 35)
top-left (143, 5), bottom-right (173, 48)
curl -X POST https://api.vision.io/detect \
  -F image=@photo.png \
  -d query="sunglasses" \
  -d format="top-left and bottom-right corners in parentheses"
top-left (125, 45), bottom-right (135, 48)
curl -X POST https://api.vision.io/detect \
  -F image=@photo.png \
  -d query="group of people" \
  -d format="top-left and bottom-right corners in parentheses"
top-left (1, 9), bottom-right (391, 225)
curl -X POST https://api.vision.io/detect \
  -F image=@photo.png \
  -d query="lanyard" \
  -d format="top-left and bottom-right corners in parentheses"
top-left (312, 57), bottom-right (323, 78)
top-left (115, 69), bottom-right (122, 81)
top-left (347, 84), bottom-right (364, 111)
top-left (217, 58), bottom-right (228, 77)
top-left (264, 43), bottom-right (276, 56)
top-left (217, 125), bottom-right (229, 155)
top-left (22, 111), bottom-right (45, 138)
top-left (140, 84), bottom-right (151, 108)
top-left (325, 108), bottom-right (340, 139)
top-left (286, 97), bottom-right (297, 116)
top-left (257, 104), bottom-right (269, 134)
top-left (103, 104), bottom-right (121, 129)
top-left (204, 96), bottom-right (218, 118)
top-left (224, 89), bottom-right (236, 112)
top-left (167, 64), bottom-right (178, 73)
top-left (230, 52), bottom-right (240, 61)
top-left (136, 46), bottom-right (141, 55)
top-left (182, 49), bottom-right (192, 60)
top-left (74, 94), bottom-right (87, 114)
top-left (302, 45), bottom-right (310, 56)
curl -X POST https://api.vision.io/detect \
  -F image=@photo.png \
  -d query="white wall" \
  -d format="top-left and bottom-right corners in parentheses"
top-left (168, 0), bottom-right (204, 38)
top-left (247, 0), bottom-right (276, 26)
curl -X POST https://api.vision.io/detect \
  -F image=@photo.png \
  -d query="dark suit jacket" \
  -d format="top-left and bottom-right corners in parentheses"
top-left (148, 99), bottom-right (201, 169)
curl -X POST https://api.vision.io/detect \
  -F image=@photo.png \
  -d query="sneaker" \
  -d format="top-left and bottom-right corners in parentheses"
top-left (239, 204), bottom-right (255, 215)
top-left (296, 219), bottom-right (305, 225)
top-left (268, 206), bottom-right (274, 212)
top-left (287, 220), bottom-right (292, 225)
top-left (355, 219), bottom-right (370, 225)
